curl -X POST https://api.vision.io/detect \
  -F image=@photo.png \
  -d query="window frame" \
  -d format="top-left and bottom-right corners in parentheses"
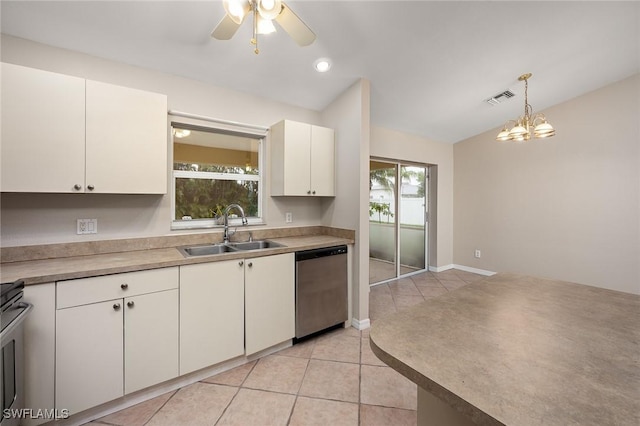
top-left (170, 119), bottom-right (266, 230)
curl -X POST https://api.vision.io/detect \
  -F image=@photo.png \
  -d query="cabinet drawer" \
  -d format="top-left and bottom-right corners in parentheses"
top-left (57, 267), bottom-right (178, 309)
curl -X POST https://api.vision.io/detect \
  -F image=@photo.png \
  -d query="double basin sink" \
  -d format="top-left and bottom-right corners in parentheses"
top-left (178, 240), bottom-right (285, 257)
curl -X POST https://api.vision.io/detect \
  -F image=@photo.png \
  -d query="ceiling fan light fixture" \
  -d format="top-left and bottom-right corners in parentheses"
top-left (223, 0), bottom-right (251, 24)
top-left (257, 0), bottom-right (282, 20)
top-left (256, 14), bottom-right (277, 34)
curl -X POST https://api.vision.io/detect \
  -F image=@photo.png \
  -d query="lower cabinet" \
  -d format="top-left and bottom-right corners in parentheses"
top-left (56, 299), bottom-right (124, 414)
top-left (245, 253), bottom-right (295, 355)
top-left (180, 253), bottom-right (295, 364)
top-left (50, 252), bottom-right (296, 416)
top-left (179, 260), bottom-right (245, 375)
top-left (55, 268), bottom-right (178, 415)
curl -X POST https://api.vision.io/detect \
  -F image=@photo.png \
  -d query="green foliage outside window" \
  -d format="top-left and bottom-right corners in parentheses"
top-left (174, 162), bottom-right (259, 220)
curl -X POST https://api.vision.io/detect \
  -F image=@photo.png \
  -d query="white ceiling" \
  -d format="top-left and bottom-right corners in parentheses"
top-left (2, 1), bottom-right (638, 143)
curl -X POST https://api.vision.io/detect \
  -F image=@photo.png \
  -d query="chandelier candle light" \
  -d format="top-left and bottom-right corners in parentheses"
top-left (496, 73), bottom-right (556, 142)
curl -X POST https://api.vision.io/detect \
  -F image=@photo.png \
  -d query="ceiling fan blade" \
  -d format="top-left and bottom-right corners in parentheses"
top-left (275, 2), bottom-right (316, 47)
top-left (211, 13), bottom-right (241, 40)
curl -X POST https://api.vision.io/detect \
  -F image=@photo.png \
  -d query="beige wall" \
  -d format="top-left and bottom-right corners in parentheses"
top-left (321, 79), bottom-right (371, 323)
top-left (370, 126), bottom-right (454, 268)
top-left (0, 35), bottom-right (327, 246)
top-left (453, 74), bottom-right (640, 294)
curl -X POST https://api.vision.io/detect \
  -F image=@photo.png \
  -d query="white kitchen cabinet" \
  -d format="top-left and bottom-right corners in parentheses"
top-left (55, 267), bottom-right (178, 415)
top-left (124, 289), bottom-right (179, 394)
top-left (179, 260), bottom-right (245, 375)
top-left (85, 80), bottom-right (168, 194)
top-left (0, 62), bottom-right (168, 194)
top-left (270, 119), bottom-right (335, 197)
top-left (1, 63), bottom-right (85, 193)
top-left (23, 283), bottom-right (56, 426)
top-left (56, 299), bottom-right (124, 415)
top-left (245, 253), bottom-right (295, 355)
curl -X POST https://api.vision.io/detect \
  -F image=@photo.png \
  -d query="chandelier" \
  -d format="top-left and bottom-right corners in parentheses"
top-left (496, 73), bottom-right (556, 142)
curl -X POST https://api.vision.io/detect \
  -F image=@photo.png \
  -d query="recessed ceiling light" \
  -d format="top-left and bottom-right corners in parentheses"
top-left (314, 58), bottom-right (331, 73)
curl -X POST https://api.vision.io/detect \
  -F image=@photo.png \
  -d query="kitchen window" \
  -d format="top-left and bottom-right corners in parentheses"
top-left (171, 121), bottom-right (265, 230)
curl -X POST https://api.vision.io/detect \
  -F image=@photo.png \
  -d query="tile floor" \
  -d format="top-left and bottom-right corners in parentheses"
top-left (87, 269), bottom-right (484, 426)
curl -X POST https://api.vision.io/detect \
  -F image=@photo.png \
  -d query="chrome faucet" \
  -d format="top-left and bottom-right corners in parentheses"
top-left (223, 203), bottom-right (248, 243)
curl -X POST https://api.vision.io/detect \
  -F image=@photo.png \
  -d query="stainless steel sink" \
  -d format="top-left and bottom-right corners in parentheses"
top-left (227, 240), bottom-right (285, 251)
top-left (178, 244), bottom-right (239, 257)
top-left (178, 240), bottom-right (286, 257)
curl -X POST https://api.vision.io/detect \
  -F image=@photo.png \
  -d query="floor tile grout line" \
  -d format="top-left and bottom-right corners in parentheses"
top-left (212, 384), bottom-right (242, 426)
top-left (140, 388), bottom-right (178, 426)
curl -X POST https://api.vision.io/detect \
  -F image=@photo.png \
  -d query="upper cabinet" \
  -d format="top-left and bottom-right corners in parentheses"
top-left (270, 119), bottom-right (335, 197)
top-left (1, 63), bottom-right (168, 194)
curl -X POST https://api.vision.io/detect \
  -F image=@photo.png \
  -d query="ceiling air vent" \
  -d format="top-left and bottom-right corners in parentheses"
top-left (485, 90), bottom-right (515, 106)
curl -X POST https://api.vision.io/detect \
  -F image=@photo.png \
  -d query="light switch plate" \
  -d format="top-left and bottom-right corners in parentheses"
top-left (77, 219), bottom-right (98, 235)
top-left (285, 212), bottom-right (293, 223)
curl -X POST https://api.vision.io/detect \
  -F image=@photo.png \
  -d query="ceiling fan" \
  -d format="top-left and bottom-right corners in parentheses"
top-left (211, 0), bottom-right (316, 54)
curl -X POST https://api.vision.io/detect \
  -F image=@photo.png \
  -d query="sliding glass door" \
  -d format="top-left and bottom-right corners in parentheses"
top-left (369, 160), bottom-right (428, 285)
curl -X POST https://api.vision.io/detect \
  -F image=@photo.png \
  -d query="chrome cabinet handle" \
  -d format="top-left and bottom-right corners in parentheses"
top-left (113, 303), bottom-right (121, 311)
top-left (238, 261), bottom-right (244, 266)
top-left (121, 283), bottom-right (128, 290)
top-left (87, 185), bottom-right (95, 191)
top-left (127, 301), bottom-right (135, 308)
top-left (73, 184), bottom-right (82, 191)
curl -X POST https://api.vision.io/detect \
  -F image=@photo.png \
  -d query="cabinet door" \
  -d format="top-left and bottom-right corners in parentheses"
top-left (23, 283), bottom-right (55, 426)
top-left (179, 261), bottom-right (245, 375)
top-left (85, 80), bottom-right (168, 194)
top-left (56, 300), bottom-right (123, 415)
top-left (124, 289), bottom-right (178, 394)
top-left (1, 63), bottom-right (85, 193)
top-left (245, 253), bottom-right (295, 355)
top-left (310, 125), bottom-right (335, 196)
top-left (274, 120), bottom-right (311, 196)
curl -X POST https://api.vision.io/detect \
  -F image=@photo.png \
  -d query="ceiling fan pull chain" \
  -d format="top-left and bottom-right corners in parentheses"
top-left (252, 5), bottom-right (259, 54)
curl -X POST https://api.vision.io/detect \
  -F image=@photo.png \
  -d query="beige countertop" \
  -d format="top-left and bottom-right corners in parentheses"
top-left (370, 273), bottom-right (640, 426)
top-left (1, 234), bottom-right (353, 285)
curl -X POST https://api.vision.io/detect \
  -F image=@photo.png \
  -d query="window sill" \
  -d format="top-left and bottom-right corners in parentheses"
top-left (171, 218), bottom-right (264, 231)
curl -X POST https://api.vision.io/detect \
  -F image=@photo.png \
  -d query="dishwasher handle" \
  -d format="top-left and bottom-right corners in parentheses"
top-left (295, 245), bottom-right (347, 262)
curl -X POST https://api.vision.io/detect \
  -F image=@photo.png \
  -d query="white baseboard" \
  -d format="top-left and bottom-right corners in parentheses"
top-left (452, 264), bottom-right (496, 276)
top-left (429, 264), bottom-right (495, 276)
top-left (351, 317), bottom-right (371, 330)
top-left (429, 264), bottom-right (454, 272)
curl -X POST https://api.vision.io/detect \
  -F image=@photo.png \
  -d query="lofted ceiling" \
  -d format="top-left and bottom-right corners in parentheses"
top-left (1, 1), bottom-right (638, 144)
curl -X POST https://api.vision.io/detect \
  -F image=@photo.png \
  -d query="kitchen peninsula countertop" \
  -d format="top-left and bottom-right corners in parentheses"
top-left (370, 273), bottom-right (640, 426)
top-left (1, 229), bottom-right (354, 285)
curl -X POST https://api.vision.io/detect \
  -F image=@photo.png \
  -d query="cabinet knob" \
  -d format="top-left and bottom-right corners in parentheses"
top-left (121, 283), bottom-right (129, 290)
top-left (127, 301), bottom-right (135, 308)
top-left (307, 190), bottom-right (311, 195)
top-left (73, 184), bottom-right (82, 191)
top-left (87, 185), bottom-right (95, 191)
top-left (113, 303), bottom-right (121, 311)
top-left (312, 190), bottom-right (316, 195)
top-left (248, 262), bottom-right (253, 268)
top-left (239, 261), bottom-right (244, 266)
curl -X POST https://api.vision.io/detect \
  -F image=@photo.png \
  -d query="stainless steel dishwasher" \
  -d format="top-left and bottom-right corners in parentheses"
top-left (295, 245), bottom-right (348, 339)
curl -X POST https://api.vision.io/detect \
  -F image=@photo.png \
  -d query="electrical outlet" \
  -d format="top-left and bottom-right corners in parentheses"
top-left (474, 249), bottom-right (481, 258)
top-left (77, 219), bottom-right (98, 235)
top-left (285, 212), bottom-right (293, 223)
